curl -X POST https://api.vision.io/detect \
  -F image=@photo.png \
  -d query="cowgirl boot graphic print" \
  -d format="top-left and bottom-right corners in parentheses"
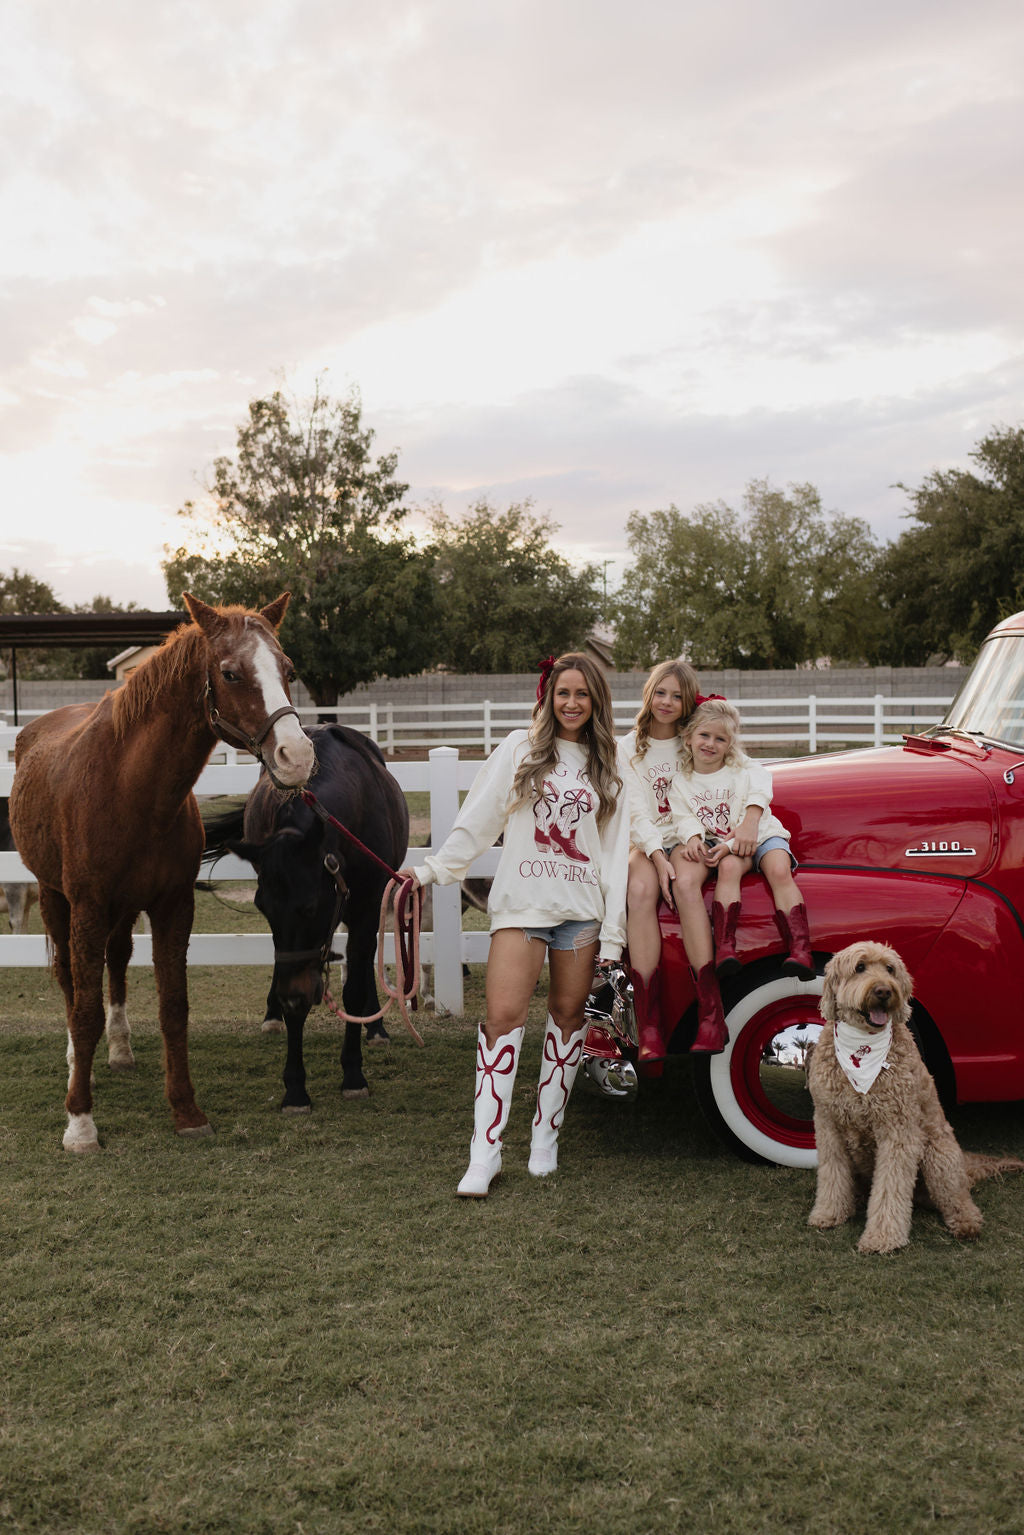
top-left (548, 788), bottom-right (591, 862)
top-left (456, 1026), bottom-right (525, 1197)
top-left (533, 780), bottom-right (558, 849)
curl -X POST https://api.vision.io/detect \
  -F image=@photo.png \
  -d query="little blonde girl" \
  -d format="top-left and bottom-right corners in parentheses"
top-left (617, 661), bottom-right (771, 1061)
top-left (666, 699), bottom-right (813, 1051)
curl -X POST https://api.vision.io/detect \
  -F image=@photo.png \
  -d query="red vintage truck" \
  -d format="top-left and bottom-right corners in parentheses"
top-left (584, 611), bottom-right (1024, 1166)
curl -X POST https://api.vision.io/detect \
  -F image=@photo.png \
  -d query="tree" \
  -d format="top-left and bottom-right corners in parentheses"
top-left (161, 380), bottom-right (438, 705)
top-left (613, 480), bottom-right (880, 669)
top-left (876, 425), bottom-right (1024, 664)
top-left (427, 499), bottom-right (602, 672)
top-left (74, 595), bottom-right (141, 680)
top-left (0, 568), bottom-right (69, 681)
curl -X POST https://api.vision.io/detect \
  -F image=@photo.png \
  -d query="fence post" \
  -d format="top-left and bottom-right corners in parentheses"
top-left (385, 703), bottom-right (394, 756)
top-left (808, 695), bottom-right (817, 754)
top-left (874, 694), bottom-right (884, 746)
top-left (428, 746), bottom-right (465, 1016)
top-left (368, 702), bottom-right (378, 744)
top-left (483, 699), bottom-right (492, 756)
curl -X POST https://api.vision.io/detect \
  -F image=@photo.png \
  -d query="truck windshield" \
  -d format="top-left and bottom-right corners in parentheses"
top-left (944, 636), bottom-right (1024, 746)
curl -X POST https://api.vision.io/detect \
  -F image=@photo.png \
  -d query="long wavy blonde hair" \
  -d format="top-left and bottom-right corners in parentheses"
top-left (510, 652), bottom-right (622, 829)
top-left (631, 659), bottom-right (699, 762)
top-left (679, 699), bottom-right (743, 772)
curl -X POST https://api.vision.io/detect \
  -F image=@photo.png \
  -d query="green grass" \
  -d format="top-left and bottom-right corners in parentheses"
top-left (4, 872), bottom-right (1024, 1532)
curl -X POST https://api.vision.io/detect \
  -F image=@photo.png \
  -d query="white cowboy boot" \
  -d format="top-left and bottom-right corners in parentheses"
top-left (529, 1016), bottom-right (587, 1177)
top-left (457, 1025), bottom-right (525, 1197)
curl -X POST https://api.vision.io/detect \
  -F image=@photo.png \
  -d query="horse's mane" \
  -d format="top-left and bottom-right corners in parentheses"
top-left (111, 622), bottom-right (206, 738)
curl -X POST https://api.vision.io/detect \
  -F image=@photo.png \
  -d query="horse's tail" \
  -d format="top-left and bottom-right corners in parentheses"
top-left (200, 801), bottom-right (247, 862)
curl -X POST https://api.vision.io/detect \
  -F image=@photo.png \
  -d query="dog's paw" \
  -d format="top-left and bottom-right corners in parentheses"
top-left (857, 1228), bottom-right (908, 1255)
top-left (808, 1205), bottom-right (852, 1230)
top-left (946, 1208), bottom-right (984, 1241)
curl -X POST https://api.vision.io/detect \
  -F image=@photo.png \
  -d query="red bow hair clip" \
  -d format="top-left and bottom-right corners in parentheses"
top-left (694, 691), bottom-right (725, 706)
top-left (536, 655), bottom-right (556, 702)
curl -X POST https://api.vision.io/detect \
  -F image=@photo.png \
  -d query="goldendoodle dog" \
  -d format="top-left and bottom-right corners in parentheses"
top-left (807, 940), bottom-right (1023, 1254)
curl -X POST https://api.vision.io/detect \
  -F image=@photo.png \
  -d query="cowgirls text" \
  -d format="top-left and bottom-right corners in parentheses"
top-left (518, 858), bottom-right (600, 884)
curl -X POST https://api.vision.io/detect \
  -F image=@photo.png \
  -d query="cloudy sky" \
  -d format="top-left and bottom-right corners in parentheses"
top-left (3, 0), bottom-right (1023, 609)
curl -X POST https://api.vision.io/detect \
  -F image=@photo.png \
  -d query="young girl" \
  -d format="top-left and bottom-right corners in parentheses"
top-left (401, 652), bottom-right (629, 1197)
top-left (667, 699), bottom-right (813, 1051)
top-left (617, 661), bottom-right (771, 1061)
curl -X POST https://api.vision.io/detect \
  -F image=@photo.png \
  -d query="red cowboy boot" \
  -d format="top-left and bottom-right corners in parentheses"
top-left (548, 822), bottom-right (588, 861)
top-left (631, 966), bottom-right (668, 1062)
top-left (712, 900), bottom-right (741, 978)
top-left (774, 904), bottom-right (815, 981)
top-left (690, 964), bottom-right (728, 1053)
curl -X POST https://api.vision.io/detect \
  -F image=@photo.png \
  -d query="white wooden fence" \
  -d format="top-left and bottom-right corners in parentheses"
top-left (0, 744), bottom-right (494, 1015)
top-left (0, 691), bottom-right (953, 1013)
top-left (282, 693), bottom-right (954, 755)
top-left (3, 692), bottom-right (954, 756)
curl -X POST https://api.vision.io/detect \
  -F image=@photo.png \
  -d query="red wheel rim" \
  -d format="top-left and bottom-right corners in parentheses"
top-left (728, 995), bottom-right (820, 1151)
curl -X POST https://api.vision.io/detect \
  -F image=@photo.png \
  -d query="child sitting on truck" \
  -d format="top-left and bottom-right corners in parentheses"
top-left (667, 699), bottom-right (813, 1051)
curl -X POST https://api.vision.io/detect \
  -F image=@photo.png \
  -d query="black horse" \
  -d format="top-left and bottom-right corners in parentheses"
top-left (203, 724), bottom-right (409, 1112)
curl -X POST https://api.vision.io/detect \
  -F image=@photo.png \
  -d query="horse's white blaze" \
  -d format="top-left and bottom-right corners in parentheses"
top-left (105, 1002), bottom-right (135, 1068)
top-left (64, 1112), bottom-right (99, 1152)
top-left (248, 628), bottom-right (315, 785)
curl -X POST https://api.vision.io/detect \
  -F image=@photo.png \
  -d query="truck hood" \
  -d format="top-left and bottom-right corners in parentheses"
top-left (769, 742), bottom-right (997, 878)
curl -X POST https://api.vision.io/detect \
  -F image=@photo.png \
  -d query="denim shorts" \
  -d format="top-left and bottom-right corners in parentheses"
top-left (522, 918), bottom-right (601, 951)
top-left (753, 836), bottom-right (798, 873)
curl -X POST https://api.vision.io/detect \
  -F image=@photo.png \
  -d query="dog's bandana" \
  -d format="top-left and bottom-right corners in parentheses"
top-left (834, 1016), bottom-right (893, 1093)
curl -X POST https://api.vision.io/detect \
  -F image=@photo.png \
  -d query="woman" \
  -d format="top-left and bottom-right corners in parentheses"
top-left (617, 660), bottom-right (771, 1061)
top-left (401, 652), bottom-right (628, 1197)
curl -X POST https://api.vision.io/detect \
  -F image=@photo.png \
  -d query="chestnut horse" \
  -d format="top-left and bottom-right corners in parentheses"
top-left (9, 593), bottom-right (315, 1152)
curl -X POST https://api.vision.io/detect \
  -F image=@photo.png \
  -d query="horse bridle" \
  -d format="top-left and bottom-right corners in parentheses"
top-left (268, 828), bottom-right (349, 970)
top-left (201, 678), bottom-right (303, 790)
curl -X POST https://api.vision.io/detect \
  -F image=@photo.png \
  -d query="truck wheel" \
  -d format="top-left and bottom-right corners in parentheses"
top-left (692, 965), bottom-right (824, 1168)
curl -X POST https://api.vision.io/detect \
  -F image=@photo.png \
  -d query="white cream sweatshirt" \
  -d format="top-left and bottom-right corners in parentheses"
top-left (667, 760), bottom-right (791, 850)
top-left (617, 729), bottom-right (773, 856)
top-left (413, 729), bottom-right (630, 960)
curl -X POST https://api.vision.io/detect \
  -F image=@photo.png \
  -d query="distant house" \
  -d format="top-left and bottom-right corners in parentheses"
top-left (107, 644), bottom-right (161, 683)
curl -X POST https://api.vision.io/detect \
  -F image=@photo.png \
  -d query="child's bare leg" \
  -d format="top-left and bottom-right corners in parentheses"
top-left (712, 852), bottom-right (752, 906)
top-left (626, 847), bottom-right (663, 982)
top-left (670, 847), bottom-right (713, 970)
top-left (759, 849), bottom-right (802, 912)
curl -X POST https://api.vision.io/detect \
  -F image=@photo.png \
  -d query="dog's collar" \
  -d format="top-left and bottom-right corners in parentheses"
top-left (834, 1016), bottom-right (893, 1094)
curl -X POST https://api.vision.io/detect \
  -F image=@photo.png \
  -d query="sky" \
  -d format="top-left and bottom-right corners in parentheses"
top-left (2, 0), bottom-right (1023, 611)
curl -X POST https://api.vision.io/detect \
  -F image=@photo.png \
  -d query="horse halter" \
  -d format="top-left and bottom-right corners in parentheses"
top-left (201, 678), bottom-right (302, 790)
top-left (270, 836), bottom-right (349, 970)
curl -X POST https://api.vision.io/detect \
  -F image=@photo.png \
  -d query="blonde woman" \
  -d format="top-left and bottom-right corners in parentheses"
top-left (401, 652), bottom-right (628, 1197)
top-left (617, 661), bottom-right (771, 1061)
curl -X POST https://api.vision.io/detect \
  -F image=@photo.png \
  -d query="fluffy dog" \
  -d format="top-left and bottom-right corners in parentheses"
top-left (807, 941), bottom-right (1023, 1254)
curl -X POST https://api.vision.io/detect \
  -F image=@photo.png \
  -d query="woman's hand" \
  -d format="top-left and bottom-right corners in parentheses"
top-left (397, 867), bottom-right (421, 888)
